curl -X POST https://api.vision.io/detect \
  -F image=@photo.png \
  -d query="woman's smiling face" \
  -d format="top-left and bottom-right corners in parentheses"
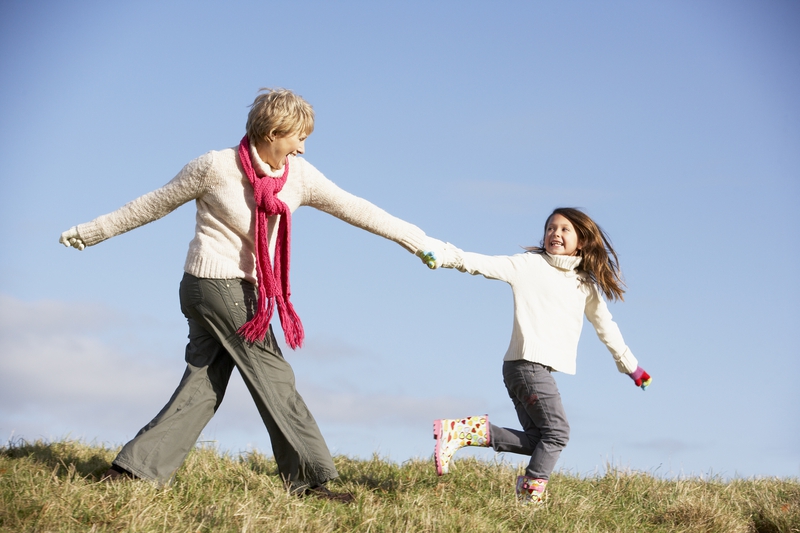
top-left (257, 130), bottom-right (308, 171)
top-left (543, 213), bottom-right (582, 256)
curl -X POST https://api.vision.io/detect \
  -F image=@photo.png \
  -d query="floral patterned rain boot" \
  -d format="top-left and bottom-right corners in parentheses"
top-left (433, 415), bottom-right (490, 475)
top-left (515, 475), bottom-right (547, 504)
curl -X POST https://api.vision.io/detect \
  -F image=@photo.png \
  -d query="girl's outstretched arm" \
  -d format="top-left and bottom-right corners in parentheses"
top-left (585, 285), bottom-right (652, 390)
top-left (419, 241), bottom-right (523, 286)
top-left (584, 285), bottom-right (639, 374)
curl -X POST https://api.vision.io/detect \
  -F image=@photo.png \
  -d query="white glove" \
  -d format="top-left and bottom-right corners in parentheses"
top-left (59, 226), bottom-right (86, 251)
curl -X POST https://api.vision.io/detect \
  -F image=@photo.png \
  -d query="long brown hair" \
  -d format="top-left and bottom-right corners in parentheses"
top-left (527, 207), bottom-right (626, 301)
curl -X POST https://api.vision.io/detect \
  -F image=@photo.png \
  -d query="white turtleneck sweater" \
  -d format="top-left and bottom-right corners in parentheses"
top-left (75, 145), bottom-right (434, 284)
top-left (441, 248), bottom-right (638, 375)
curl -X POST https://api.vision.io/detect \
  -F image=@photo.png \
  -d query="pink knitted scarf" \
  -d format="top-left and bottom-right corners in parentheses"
top-left (236, 135), bottom-right (304, 349)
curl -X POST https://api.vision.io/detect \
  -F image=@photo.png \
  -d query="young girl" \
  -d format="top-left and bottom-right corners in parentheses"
top-left (420, 207), bottom-right (651, 504)
top-left (59, 88), bottom-right (448, 503)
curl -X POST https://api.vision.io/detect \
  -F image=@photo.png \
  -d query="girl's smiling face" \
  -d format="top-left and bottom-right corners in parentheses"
top-left (544, 213), bottom-right (582, 256)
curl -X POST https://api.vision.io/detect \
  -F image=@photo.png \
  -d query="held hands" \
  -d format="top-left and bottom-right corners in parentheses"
top-left (417, 250), bottom-right (438, 269)
top-left (417, 239), bottom-right (459, 270)
top-left (417, 237), bottom-right (446, 269)
top-left (628, 366), bottom-right (652, 391)
top-left (59, 227), bottom-right (86, 251)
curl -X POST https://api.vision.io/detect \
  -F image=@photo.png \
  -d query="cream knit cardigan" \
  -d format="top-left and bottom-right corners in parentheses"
top-left (76, 145), bottom-right (434, 284)
top-left (442, 248), bottom-right (638, 375)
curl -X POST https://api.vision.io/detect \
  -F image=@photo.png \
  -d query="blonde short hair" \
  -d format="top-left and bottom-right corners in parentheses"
top-left (246, 88), bottom-right (315, 142)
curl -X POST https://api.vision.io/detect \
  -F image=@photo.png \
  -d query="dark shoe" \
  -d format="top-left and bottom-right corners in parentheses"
top-left (99, 465), bottom-right (137, 482)
top-left (305, 485), bottom-right (355, 504)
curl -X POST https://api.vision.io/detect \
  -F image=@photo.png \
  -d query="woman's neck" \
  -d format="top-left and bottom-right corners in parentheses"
top-left (255, 141), bottom-right (284, 172)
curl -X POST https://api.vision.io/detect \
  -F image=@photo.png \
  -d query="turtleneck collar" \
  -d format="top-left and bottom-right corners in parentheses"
top-left (543, 252), bottom-right (582, 271)
top-left (249, 142), bottom-right (288, 178)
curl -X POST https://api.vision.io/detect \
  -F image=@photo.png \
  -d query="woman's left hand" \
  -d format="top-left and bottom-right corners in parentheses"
top-left (417, 250), bottom-right (438, 269)
top-left (59, 227), bottom-right (86, 251)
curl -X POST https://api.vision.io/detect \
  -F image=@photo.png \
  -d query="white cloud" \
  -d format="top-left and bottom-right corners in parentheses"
top-left (0, 294), bottom-right (483, 457)
top-left (0, 294), bottom-right (119, 334)
top-left (0, 295), bottom-right (180, 442)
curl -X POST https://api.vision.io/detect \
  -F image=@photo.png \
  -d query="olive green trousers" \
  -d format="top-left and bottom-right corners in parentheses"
top-left (113, 274), bottom-right (337, 490)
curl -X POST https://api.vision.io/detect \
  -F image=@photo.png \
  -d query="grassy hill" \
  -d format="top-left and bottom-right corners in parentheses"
top-left (1, 439), bottom-right (798, 532)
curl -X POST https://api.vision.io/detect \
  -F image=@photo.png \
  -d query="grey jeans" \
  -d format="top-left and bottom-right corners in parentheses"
top-left (489, 360), bottom-right (570, 480)
top-left (113, 273), bottom-right (338, 490)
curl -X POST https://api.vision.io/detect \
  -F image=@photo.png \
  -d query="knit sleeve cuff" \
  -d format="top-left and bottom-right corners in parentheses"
top-left (398, 227), bottom-right (428, 254)
top-left (75, 221), bottom-right (107, 247)
top-left (614, 347), bottom-right (639, 374)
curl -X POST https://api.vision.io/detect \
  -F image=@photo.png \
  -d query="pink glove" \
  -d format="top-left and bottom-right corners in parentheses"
top-left (628, 366), bottom-right (652, 391)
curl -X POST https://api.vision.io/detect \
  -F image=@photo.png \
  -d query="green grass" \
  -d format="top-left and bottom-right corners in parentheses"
top-left (1, 438), bottom-right (798, 532)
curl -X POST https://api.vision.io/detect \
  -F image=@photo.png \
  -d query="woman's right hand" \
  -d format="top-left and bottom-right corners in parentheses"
top-left (59, 227), bottom-right (85, 250)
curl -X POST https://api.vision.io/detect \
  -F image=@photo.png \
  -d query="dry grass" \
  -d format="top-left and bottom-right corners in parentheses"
top-left (1, 438), bottom-right (798, 532)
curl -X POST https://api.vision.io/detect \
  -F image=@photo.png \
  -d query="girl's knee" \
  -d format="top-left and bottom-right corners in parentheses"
top-left (547, 422), bottom-right (570, 448)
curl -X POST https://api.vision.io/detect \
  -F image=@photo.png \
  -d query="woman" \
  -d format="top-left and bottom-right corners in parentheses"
top-left (60, 88), bottom-right (444, 502)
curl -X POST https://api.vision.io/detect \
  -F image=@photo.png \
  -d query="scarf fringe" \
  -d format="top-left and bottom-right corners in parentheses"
top-left (237, 298), bottom-right (275, 343)
top-left (236, 297), bottom-right (303, 349)
top-left (277, 297), bottom-right (305, 349)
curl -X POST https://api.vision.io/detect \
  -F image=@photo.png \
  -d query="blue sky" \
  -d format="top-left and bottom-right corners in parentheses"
top-left (1, 0), bottom-right (798, 480)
